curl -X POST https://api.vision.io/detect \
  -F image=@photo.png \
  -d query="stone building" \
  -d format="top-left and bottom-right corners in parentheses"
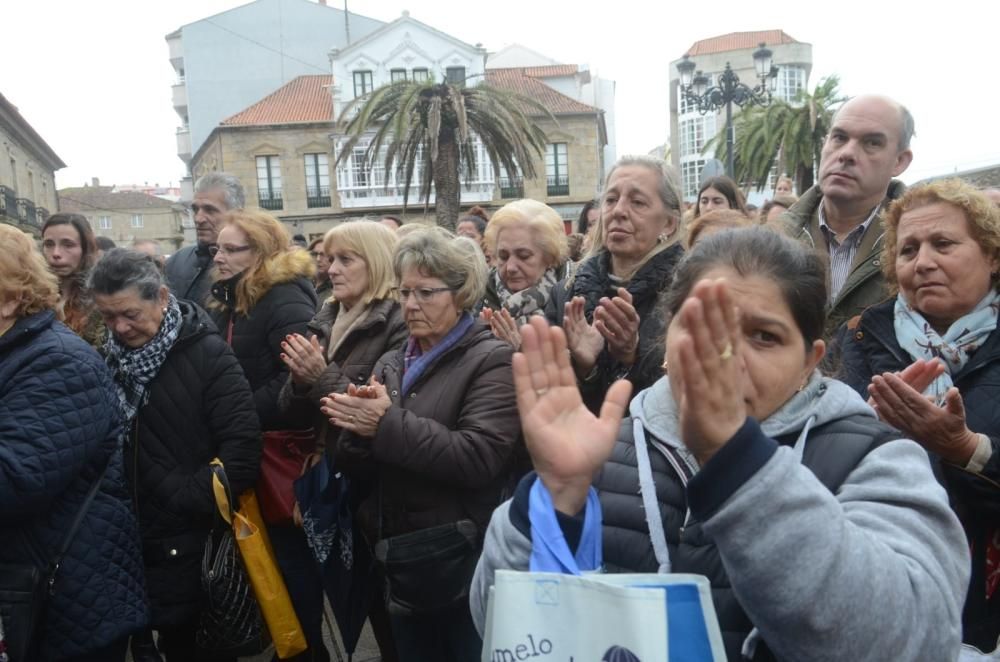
top-left (0, 91), bottom-right (64, 237)
top-left (58, 180), bottom-right (186, 253)
top-left (166, 0), bottom-right (384, 197)
top-left (667, 30), bottom-right (813, 201)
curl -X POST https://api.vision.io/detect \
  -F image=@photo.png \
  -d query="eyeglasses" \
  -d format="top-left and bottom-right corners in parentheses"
top-left (395, 287), bottom-right (454, 303)
top-left (209, 244), bottom-right (251, 257)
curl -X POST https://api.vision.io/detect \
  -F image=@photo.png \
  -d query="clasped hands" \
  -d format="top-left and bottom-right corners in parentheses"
top-left (516, 279), bottom-right (746, 516)
top-left (867, 359), bottom-right (978, 466)
top-left (320, 377), bottom-right (391, 438)
top-left (563, 288), bottom-right (640, 375)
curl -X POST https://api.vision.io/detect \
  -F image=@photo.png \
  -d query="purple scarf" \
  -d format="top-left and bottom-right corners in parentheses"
top-left (401, 313), bottom-right (474, 396)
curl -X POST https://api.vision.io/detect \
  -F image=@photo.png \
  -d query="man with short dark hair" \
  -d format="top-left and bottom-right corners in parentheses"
top-left (783, 95), bottom-right (914, 336)
top-left (164, 172), bottom-right (245, 307)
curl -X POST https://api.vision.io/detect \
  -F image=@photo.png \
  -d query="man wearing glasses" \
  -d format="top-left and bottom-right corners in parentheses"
top-left (164, 172), bottom-right (245, 308)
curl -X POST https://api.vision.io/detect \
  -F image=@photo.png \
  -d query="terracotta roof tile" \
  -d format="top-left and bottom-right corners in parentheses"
top-left (57, 186), bottom-right (176, 212)
top-left (485, 69), bottom-right (598, 115)
top-left (685, 30), bottom-right (798, 57)
top-left (222, 75), bottom-right (333, 126)
top-left (490, 64), bottom-right (579, 78)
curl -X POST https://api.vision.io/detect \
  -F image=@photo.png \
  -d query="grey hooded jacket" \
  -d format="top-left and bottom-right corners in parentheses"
top-left (471, 376), bottom-right (969, 661)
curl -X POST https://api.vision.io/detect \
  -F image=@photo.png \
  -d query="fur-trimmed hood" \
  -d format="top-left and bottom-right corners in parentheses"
top-left (211, 248), bottom-right (315, 314)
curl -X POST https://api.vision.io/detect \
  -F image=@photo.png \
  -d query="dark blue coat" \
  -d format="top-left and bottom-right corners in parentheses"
top-left (840, 298), bottom-right (1000, 650)
top-left (0, 310), bottom-right (147, 661)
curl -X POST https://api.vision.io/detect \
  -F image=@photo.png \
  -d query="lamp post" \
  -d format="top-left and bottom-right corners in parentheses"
top-left (677, 43), bottom-right (780, 180)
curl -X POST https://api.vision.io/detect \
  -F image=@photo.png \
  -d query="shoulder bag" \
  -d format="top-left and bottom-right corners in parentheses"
top-left (0, 456), bottom-right (112, 662)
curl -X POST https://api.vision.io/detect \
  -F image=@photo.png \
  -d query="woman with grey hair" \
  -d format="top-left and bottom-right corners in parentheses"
top-left (89, 249), bottom-right (261, 662)
top-left (319, 228), bottom-right (522, 662)
top-left (546, 155), bottom-right (685, 413)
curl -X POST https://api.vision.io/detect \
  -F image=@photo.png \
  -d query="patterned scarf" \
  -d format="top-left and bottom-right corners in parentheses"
top-left (493, 268), bottom-right (558, 326)
top-left (894, 290), bottom-right (1000, 402)
top-left (104, 294), bottom-right (183, 424)
top-left (401, 313), bottom-right (474, 396)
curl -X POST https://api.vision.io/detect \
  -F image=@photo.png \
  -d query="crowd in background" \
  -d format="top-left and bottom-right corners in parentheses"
top-left (5, 92), bottom-right (1000, 662)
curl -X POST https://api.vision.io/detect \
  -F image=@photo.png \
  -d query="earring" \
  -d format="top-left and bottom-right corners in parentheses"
top-left (660, 359), bottom-right (669, 374)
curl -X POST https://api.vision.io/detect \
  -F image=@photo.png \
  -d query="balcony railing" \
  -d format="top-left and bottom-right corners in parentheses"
top-left (546, 175), bottom-right (570, 197)
top-left (17, 198), bottom-right (38, 229)
top-left (336, 180), bottom-right (495, 209)
top-left (0, 186), bottom-right (16, 221)
top-left (499, 177), bottom-right (524, 199)
top-left (258, 191), bottom-right (283, 211)
top-left (306, 186), bottom-right (331, 209)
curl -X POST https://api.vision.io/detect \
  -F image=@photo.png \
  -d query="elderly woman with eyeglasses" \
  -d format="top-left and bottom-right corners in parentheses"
top-left (320, 228), bottom-right (522, 662)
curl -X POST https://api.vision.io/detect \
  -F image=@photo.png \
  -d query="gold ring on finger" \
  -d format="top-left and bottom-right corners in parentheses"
top-left (535, 388), bottom-right (549, 397)
top-left (719, 342), bottom-right (733, 361)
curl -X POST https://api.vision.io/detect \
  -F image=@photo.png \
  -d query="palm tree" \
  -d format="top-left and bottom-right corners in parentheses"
top-left (707, 76), bottom-right (844, 193)
top-left (336, 79), bottom-right (551, 229)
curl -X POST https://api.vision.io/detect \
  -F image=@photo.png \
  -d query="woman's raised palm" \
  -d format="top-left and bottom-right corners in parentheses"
top-left (515, 317), bottom-right (632, 508)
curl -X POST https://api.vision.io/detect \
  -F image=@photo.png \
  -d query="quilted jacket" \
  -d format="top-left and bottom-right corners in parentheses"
top-left (0, 310), bottom-right (147, 660)
top-left (209, 255), bottom-right (317, 431)
top-left (126, 300), bottom-right (261, 627)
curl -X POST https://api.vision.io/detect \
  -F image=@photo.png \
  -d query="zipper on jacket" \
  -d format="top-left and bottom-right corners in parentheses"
top-left (130, 417), bottom-right (140, 513)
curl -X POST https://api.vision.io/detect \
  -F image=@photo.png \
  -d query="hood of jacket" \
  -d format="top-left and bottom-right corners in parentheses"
top-left (629, 371), bottom-right (876, 451)
top-left (210, 248), bottom-right (315, 310)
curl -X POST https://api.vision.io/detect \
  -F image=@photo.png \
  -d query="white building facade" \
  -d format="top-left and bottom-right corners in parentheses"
top-left (668, 30), bottom-right (812, 201)
top-left (329, 12), bottom-right (494, 209)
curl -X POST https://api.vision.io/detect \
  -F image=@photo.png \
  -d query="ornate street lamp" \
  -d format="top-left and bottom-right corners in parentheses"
top-left (677, 43), bottom-right (780, 180)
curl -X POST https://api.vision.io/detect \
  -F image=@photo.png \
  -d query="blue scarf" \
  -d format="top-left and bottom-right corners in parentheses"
top-left (894, 290), bottom-right (1000, 401)
top-left (401, 313), bottom-right (474, 396)
top-left (529, 478), bottom-right (603, 574)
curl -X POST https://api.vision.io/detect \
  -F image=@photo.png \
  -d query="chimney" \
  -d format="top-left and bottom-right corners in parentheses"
top-left (92, 177), bottom-right (100, 187)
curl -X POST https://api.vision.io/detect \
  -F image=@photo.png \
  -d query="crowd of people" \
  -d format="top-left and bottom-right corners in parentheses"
top-left (3, 91), bottom-right (1000, 662)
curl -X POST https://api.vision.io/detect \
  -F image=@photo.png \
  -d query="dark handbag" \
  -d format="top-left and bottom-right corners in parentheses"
top-left (374, 520), bottom-right (480, 616)
top-left (257, 429), bottom-right (316, 525)
top-left (0, 458), bottom-right (112, 662)
top-left (195, 462), bottom-right (269, 656)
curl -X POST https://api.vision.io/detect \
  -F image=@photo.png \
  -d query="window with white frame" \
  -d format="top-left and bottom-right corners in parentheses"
top-left (256, 155), bottom-right (282, 200)
top-left (681, 159), bottom-right (706, 199)
top-left (546, 143), bottom-right (569, 196)
top-left (776, 66), bottom-right (807, 103)
top-left (131, 214), bottom-right (143, 229)
top-left (353, 70), bottom-right (373, 97)
top-left (412, 68), bottom-right (429, 82)
top-left (304, 153), bottom-right (330, 206)
top-left (679, 116), bottom-right (716, 158)
top-left (99, 216), bottom-right (112, 230)
top-left (390, 69), bottom-right (407, 83)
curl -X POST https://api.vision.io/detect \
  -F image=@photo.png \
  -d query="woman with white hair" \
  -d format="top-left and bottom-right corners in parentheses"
top-left (479, 199), bottom-right (569, 349)
top-left (319, 228), bottom-right (522, 662)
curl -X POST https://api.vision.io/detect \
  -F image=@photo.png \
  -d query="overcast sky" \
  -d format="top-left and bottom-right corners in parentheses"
top-left (6, 0), bottom-right (999, 191)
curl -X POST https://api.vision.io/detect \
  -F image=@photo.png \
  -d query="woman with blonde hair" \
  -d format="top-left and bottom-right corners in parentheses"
top-left (278, 220), bottom-right (407, 661)
top-left (209, 209), bottom-right (323, 660)
top-left (480, 199), bottom-right (569, 349)
top-left (0, 226), bottom-right (147, 661)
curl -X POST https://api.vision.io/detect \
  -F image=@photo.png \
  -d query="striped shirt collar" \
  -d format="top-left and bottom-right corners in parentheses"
top-left (817, 202), bottom-right (881, 247)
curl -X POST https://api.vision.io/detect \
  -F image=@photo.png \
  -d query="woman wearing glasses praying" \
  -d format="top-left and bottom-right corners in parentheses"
top-left (320, 227), bottom-right (522, 662)
top-left (208, 209), bottom-right (323, 659)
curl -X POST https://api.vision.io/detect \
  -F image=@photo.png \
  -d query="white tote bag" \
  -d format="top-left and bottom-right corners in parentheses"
top-left (482, 570), bottom-right (725, 662)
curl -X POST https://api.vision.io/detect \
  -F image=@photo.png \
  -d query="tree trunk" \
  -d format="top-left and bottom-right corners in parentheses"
top-left (434, 130), bottom-right (461, 230)
top-left (796, 163), bottom-right (814, 195)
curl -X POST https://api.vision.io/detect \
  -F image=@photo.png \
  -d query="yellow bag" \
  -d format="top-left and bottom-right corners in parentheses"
top-left (211, 461), bottom-right (308, 660)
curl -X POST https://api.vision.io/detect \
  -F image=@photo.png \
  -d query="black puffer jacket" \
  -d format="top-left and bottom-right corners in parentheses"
top-left (164, 243), bottom-right (215, 308)
top-left (545, 244), bottom-right (684, 412)
top-left (0, 310), bottom-right (147, 660)
top-left (840, 298), bottom-right (1000, 650)
top-left (128, 301), bottom-right (261, 627)
top-left (210, 270), bottom-right (317, 431)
